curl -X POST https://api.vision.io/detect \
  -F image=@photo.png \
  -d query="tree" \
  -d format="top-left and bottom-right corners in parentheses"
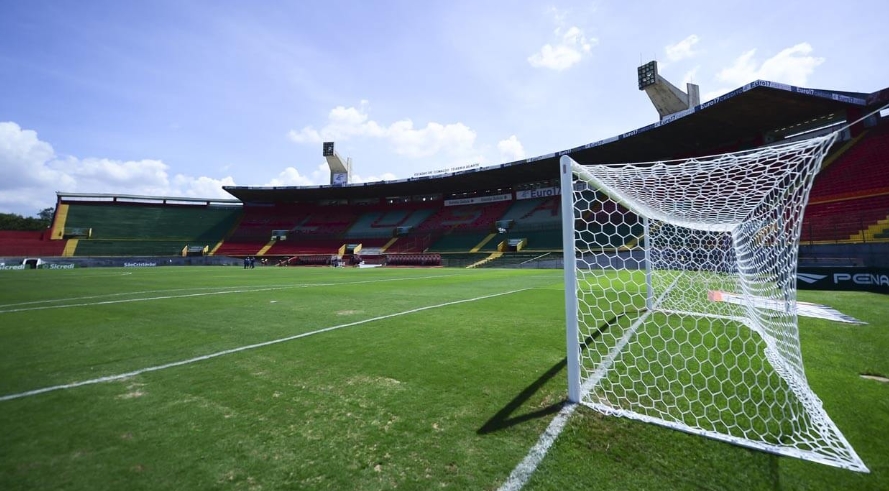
top-left (0, 208), bottom-right (54, 231)
top-left (37, 207), bottom-right (55, 228)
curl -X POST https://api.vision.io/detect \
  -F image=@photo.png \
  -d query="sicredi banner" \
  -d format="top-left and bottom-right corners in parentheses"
top-left (797, 267), bottom-right (889, 294)
top-left (0, 264), bottom-right (26, 271)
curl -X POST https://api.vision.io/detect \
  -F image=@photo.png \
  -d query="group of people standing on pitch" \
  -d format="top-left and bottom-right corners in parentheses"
top-left (243, 256), bottom-right (256, 269)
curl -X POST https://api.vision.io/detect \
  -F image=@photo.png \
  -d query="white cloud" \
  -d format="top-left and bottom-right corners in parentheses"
top-left (288, 101), bottom-right (386, 144)
top-left (288, 103), bottom-right (477, 159)
top-left (351, 172), bottom-right (398, 184)
top-left (171, 175), bottom-right (237, 199)
top-left (265, 163), bottom-right (326, 187)
top-left (264, 162), bottom-right (401, 187)
top-left (665, 35), bottom-right (700, 62)
top-left (717, 43), bottom-right (824, 87)
top-left (681, 66), bottom-right (700, 87)
top-left (702, 43), bottom-right (825, 102)
top-left (497, 135), bottom-right (526, 162)
top-left (387, 120), bottom-right (475, 158)
top-left (0, 121), bottom-right (236, 215)
top-left (528, 25), bottom-right (596, 71)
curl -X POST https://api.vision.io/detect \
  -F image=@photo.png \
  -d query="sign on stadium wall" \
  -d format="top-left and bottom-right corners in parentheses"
top-left (516, 187), bottom-right (560, 200)
top-left (797, 267), bottom-right (889, 294)
top-left (444, 193), bottom-right (512, 207)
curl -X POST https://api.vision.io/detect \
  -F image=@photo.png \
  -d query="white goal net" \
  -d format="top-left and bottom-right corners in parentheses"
top-left (559, 133), bottom-right (868, 472)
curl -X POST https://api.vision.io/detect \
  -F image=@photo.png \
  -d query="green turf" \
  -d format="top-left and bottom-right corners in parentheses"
top-left (0, 266), bottom-right (886, 490)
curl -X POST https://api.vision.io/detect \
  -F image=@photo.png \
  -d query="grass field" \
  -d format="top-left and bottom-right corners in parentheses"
top-left (0, 266), bottom-right (887, 490)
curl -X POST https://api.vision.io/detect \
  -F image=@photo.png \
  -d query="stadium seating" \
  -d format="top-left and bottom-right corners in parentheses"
top-left (62, 201), bottom-right (241, 257)
top-left (801, 194), bottom-right (889, 243)
top-left (383, 233), bottom-right (436, 254)
top-left (344, 207), bottom-right (436, 239)
top-left (811, 122), bottom-right (889, 200)
top-left (215, 203), bottom-right (304, 256)
top-left (0, 230), bottom-right (65, 257)
top-left (800, 122), bottom-right (889, 242)
top-left (498, 199), bottom-right (543, 223)
top-left (417, 201), bottom-right (512, 232)
top-left (427, 232), bottom-right (492, 252)
top-left (511, 197), bottom-right (561, 230)
top-left (266, 237), bottom-right (345, 255)
top-left (65, 202), bottom-right (240, 242)
top-left (73, 240), bottom-right (190, 257)
top-left (513, 230), bottom-right (562, 250)
top-left (293, 208), bottom-right (359, 235)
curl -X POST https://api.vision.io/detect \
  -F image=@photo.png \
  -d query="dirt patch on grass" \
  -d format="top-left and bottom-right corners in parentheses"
top-left (118, 390), bottom-right (145, 399)
top-left (860, 373), bottom-right (889, 383)
top-left (117, 380), bottom-right (146, 399)
top-left (337, 310), bottom-right (362, 315)
top-left (346, 375), bottom-right (404, 390)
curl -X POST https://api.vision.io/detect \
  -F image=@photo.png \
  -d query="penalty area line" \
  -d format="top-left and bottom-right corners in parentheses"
top-left (0, 287), bottom-right (531, 403)
top-left (498, 402), bottom-right (578, 491)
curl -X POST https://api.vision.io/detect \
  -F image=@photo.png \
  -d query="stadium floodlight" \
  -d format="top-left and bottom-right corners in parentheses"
top-left (559, 133), bottom-right (869, 472)
top-left (637, 61), bottom-right (657, 90)
top-left (323, 141), bottom-right (352, 186)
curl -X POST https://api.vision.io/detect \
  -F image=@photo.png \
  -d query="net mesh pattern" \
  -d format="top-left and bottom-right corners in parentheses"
top-left (564, 133), bottom-right (867, 472)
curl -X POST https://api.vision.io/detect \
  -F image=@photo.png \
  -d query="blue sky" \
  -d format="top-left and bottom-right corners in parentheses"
top-left (1, 0), bottom-right (887, 215)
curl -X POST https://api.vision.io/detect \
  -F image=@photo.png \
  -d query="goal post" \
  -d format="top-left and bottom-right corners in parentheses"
top-left (559, 134), bottom-right (869, 472)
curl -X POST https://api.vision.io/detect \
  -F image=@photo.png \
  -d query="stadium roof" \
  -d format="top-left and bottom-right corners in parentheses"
top-left (57, 192), bottom-right (242, 206)
top-left (224, 80), bottom-right (882, 204)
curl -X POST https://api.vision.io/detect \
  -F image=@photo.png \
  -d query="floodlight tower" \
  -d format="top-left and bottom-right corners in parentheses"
top-left (323, 141), bottom-right (352, 186)
top-left (638, 61), bottom-right (700, 120)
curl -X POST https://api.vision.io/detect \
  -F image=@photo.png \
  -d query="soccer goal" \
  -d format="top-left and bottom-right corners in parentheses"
top-left (559, 133), bottom-right (868, 472)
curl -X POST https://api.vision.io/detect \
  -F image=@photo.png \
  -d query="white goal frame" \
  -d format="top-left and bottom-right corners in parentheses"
top-left (559, 135), bottom-right (868, 472)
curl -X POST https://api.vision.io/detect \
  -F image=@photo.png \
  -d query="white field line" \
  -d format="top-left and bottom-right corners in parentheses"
top-left (0, 288), bottom-right (531, 402)
top-left (0, 286), bottom-right (303, 314)
top-left (498, 402), bottom-right (578, 491)
top-left (0, 273), bottom-right (462, 313)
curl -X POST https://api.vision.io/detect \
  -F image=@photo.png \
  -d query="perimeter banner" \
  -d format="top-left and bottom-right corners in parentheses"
top-left (797, 267), bottom-right (889, 294)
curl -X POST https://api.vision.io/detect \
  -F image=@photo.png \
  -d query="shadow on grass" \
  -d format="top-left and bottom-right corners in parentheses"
top-left (477, 313), bottom-right (634, 435)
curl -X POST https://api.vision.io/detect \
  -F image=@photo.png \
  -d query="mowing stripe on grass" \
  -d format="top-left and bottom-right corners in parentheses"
top-left (0, 273), bottom-right (463, 313)
top-left (498, 402), bottom-right (578, 491)
top-left (0, 287), bottom-right (531, 402)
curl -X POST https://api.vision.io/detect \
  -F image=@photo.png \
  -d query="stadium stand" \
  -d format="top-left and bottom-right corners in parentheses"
top-left (4, 81), bottom-right (885, 268)
top-left (421, 201), bottom-right (513, 252)
top-left (802, 120), bottom-right (889, 242)
top-left (213, 203), bottom-right (289, 256)
top-left (344, 207), bottom-right (436, 239)
top-left (0, 230), bottom-right (65, 257)
top-left (383, 233), bottom-right (435, 254)
top-left (64, 202), bottom-right (240, 241)
top-left (801, 194), bottom-right (889, 243)
top-left (810, 122), bottom-right (889, 200)
top-left (55, 197), bottom-right (241, 257)
top-left (511, 197), bottom-right (561, 230)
